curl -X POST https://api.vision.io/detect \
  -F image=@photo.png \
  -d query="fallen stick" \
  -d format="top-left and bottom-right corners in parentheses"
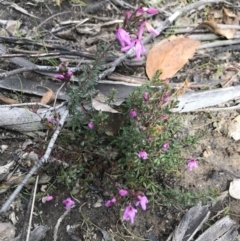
top-left (171, 85), bottom-right (240, 112)
top-left (0, 109), bottom-right (69, 214)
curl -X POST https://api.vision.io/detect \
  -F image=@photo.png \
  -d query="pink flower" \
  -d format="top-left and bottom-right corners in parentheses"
top-left (116, 27), bottom-right (131, 48)
top-left (122, 38), bottom-right (145, 59)
top-left (147, 136), bottom-right (153, 142)
top-left (129, 109), bottom-right (137, 118)
top-left (88, 122), bottom-right (94, 129)
top-left (135, 7), bottom-right (145, 16)
top-left (59, 63), bottom-right (66, 72)
top-left (139, 126), bottom-right (146, 131)
top-left (55, 118), bottom-right (60, 123)
top-left (163, 92), bottom-right (169, 102)
top-left (121, 21), bottom-right (146, 59)
top-left (125, 11), bottom-right (131, 20)
top-left (122, 205), bottom-right (137, 224)
top-left (105, 197), bottom-right (116, 207)
top-left (187, 158), bottom-right (198, 171)
top-left (145, 22), bottom-right (159, 36)
top-left (54, 64), bottom-right (73, 82)
top-left (146, 7), bottom-right (158, 15)
top-left (136, 7), bottom-right (158, 16)
top-left (65, 71), bottom-right (73, 79)
top-left (134, 39), bottom-right (146, 60)
top-left (138, 150), bottom-right (148, 160)
top-left (143, 92), bottom-right (149, 101)
top-left (42, 195), bottom-right (54, 203)
top-left (119, 189), bottom-right (128, 196)
top-left (136, 195), bottom-right (148, 210)
top-left (45, 195), bottom-right (53, 201)
top-left (47, 118), bottom-right (52, 123)
top-left (162, 142), bottom-right (169, 151)
top-left (63, 197), bottom-right (75, 209)
top-left (54, 74), bottom-right (65, 80)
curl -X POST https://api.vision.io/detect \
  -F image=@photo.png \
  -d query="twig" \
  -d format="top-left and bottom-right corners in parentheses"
top-left (98, 0), bottom-right (231, 80)
top-left (189, 33), bottom-right (240, 41)
top-left (196, 104), bottom-right (240, 112)
top-left (110, 0), bottom-right (135, 9)
top-left (0, 102), bottom-right (51, 108)
top-left (26, 175), bottom-right (39, 241)
top-left (49, 101), bottom-right (68, 111)
top-left (53, 205), bottom-right (75, 241)
top-left (53, 82), bottom-right (66, 107)
top-left (19, 178), bottom-right (36, 241)
top-left (34, 11), bottom-right (71, 31)
top-left (0, 67), bottom-right (39, 79)
top-left (206, 44), bottom-right (240, 56)
top-left (84, 1), bottom-right (108, 13)
top-left (108, 73), bottom-right (146, 84)
top-left (199, 39), bottom-right (240, 49)
top-left (0, 109), bottom-right (69, 214)
top-left (0, 52), bottom-right (67, 58)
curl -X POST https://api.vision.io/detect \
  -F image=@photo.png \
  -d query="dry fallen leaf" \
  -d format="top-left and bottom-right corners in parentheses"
top-left (199, 21), bottom-right (237, 39)
top-left (10, 2), bottom-right (39, 19)
top-left (223, 7), bottom-right (236, 18)
top-left (0, 94), bottom-right (19, 104)
top-left (6, 20), bottom-right (22, 36)
top-left (146, 35), bottom-right (200, 80)
top-left (40, 87), bottom-right (55, 104)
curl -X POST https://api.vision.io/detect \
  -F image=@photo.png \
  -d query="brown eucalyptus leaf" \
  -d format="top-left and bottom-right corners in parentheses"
top-left (223, 7), bottom-right (236, 18)
top-left (199, 21), bottom-right (237, 39)
top-left (0, 94), bottom-right (19, 104)
top-left (40, 87), bottom-right (55, 104)
top-left (222, 7), bottom-right (237, 25)
top-left (146, 35), bottom-right (200, 80)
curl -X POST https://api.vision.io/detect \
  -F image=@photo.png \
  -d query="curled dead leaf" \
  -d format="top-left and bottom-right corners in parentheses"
top-left (146, 35), bottom-right (200, 80)
top-left (40, 87), bottom-right (55, 104)
top-left (0, 94), bottom-right (18, 104)
top-left (199, 21), bottom-right (237, 39)
top-left (223, 7), bottom-right (236, 18)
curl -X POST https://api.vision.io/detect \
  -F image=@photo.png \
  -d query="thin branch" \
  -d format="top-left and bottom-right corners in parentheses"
top-left (0, 53), bottom-right (64, 58)
top-left (196, 104), bottom-right (240, 112)
top-left (199, 39), bottom-right (240, 49)
top-left (110, 0), bottom-right (135, 9)
top-left (0, 109), bottom-right (69, 214)
top-left (34, 11), bottom-right (71, 31)
top-left (26, 175), bottom-right (39, 241)
top-left (0, 67), bottom-right (38, 79)
top-left (19, 177), bottom-right (36, 241)
top-left (53, 205), bottom-right (75, 241)
top-left (53, 82), bottom-right (66, 107)
top-left (0, 102), bottom-right (51, 108)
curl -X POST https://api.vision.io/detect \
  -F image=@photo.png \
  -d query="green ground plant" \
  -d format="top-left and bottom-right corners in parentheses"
top-left (52, 69), bottom-right (214, 207)
top-left (48, 6), bottom-right (217, 221)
